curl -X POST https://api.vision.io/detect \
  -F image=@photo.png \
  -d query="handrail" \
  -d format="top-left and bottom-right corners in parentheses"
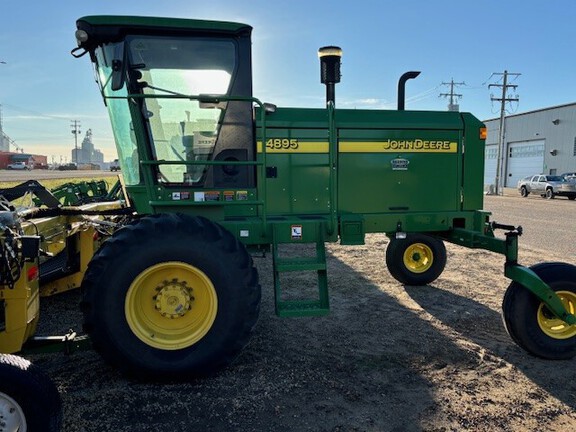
top-left (104, 92), bottom-right (269, 233)
top-left (149, 200), bottom-right (265, 207)
top-left (327, 102), bottom-right (337, 235)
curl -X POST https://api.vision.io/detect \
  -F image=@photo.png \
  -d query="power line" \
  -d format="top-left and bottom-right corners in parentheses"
top-left (405, 86), bottom-right (439, 104)
top-left (481, 73), bottom-right (496, 86)
top-left (1, 103), bottom-right (71, 122)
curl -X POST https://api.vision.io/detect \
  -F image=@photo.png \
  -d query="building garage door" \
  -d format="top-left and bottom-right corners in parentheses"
top-left (484, 144), bottom-right (498, 188)
top-left (505, 140), bottom-right (545, 187)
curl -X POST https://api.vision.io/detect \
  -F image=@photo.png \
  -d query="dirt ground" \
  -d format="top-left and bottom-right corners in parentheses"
top-left (31, 228), bottom-right (576, 432)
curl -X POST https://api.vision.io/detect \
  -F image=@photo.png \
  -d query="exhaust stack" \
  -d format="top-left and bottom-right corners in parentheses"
top-left (397, 71), bottom-right (421, 110)
top-left (318, 46), bottom-right (342, 106)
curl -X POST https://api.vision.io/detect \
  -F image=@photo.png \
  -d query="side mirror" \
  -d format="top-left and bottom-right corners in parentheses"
top-left (111, 42), bottom-right (126, 91)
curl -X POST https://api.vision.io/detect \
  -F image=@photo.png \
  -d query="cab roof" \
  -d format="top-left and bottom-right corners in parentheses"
top-left (77, 15), bottom-right (252, 34)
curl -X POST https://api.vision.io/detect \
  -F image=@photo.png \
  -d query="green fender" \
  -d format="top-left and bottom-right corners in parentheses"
top-left (505, 264), bottom-right (576, 325)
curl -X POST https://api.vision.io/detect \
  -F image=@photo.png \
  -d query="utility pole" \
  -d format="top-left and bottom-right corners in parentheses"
top-left (70, 120), bottom-right (81, 165)
top-left (0, 61), bottom-right (6, 152)
top-left (489, 71), bottom-right (520, 195)
top-left (0, 105), bottom-right (4, 151)
top-left (439, 79), bottom-right (465, 111)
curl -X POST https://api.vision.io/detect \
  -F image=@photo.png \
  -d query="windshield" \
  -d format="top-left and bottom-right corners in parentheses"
top-left (546, 176), bottom-right (564, 182)
top-left (94, 36), bottom-right (237, 185)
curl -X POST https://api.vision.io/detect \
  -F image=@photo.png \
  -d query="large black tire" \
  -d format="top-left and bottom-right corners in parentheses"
top-left (0, 354), bottom-right (62, 431)
top-left (520, 186), bottom-right (529, 197)
top-left (502, 262), bottom-right (576, 360)
top-left (545, 188), bottom-right (555, 199)
top-left (385, 234), bottom-right (447, 285)
top-left (81, 214), bottom-right (261, 379)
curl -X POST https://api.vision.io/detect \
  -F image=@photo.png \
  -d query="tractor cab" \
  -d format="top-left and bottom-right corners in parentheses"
top-left (74, 16), bottom-right (256, 197)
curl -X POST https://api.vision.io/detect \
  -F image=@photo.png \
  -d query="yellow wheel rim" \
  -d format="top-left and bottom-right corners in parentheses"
top-left (403, 243), bottom-right (434, 274)
top-left (537, 291), bottom-right (576, 339)
top-left (125, 262), bottom-right (218, 350)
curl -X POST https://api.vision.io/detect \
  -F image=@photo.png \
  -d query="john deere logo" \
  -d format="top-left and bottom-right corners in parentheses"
top-left (391, 158), bottom-right (410, 171)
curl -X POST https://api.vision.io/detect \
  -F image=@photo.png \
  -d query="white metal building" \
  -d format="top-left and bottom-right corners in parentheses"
top-left (484, 102), bottom-right (576, 189)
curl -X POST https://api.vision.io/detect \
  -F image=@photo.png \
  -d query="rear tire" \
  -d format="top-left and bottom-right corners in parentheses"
top-left (545, 188), bottom-right (555, 199)
top-left (386, 234), bottom-right (447, 285)
top-left (0, 354), bottom-right (62, 432)
top-left (81, 214), bottom-right (261, 379)
top-left (520, 186), bottom-right (529, 197)
top-left (502, 262), bottom-right (576, 359)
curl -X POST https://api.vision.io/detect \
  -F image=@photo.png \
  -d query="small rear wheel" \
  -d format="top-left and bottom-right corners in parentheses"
top-left (82, 213), bottom-right (261, 379)
top-left (520, 186), bottom-right (529, 197)
top-left (502, 262), bottom-right (576, 359)
top-left (385, 234), bottom-right (447, 285)
top-left (545, 188), bottom-right (555, 199)
top-left (0, 354), bottom-right (62, 432)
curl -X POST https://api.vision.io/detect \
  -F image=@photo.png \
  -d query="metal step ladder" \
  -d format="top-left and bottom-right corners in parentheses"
top-left (271, 221), bottom-right (329, 317)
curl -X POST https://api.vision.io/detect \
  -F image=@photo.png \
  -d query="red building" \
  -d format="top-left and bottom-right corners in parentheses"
top-left (0, 152), bottom-right (48, 169)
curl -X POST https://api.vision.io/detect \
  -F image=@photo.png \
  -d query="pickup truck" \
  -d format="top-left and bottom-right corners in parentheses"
top-left (109, 159), bottom-right (120, 172)
top-left (6, 162), bottom-right (30, 170)
top-left (517, 174), bottom-right (576, 200)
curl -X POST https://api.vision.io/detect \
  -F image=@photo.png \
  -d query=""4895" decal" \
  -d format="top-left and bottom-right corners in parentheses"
top-left (265, 138), bottom-right (299, 149)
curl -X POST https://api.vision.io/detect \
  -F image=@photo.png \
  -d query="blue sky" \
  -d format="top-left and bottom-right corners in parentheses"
top-left (0, 0), bottom-right (574, 162)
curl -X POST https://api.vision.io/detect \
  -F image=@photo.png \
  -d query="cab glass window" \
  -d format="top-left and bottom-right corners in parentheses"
top-left (126, 36), bottom-right (236, 185)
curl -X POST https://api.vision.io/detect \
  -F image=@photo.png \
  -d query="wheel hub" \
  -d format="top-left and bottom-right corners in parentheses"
top-left (0, 392), bottom-right (26, 432)
top-left (125, 262), bottom-right (218, 350)
top-left (154, 279), bottom-right (194, 319)
top-left (403, 243), bottom-right (433, 274)
top-left (537, 290), bottom-right (576, 339)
